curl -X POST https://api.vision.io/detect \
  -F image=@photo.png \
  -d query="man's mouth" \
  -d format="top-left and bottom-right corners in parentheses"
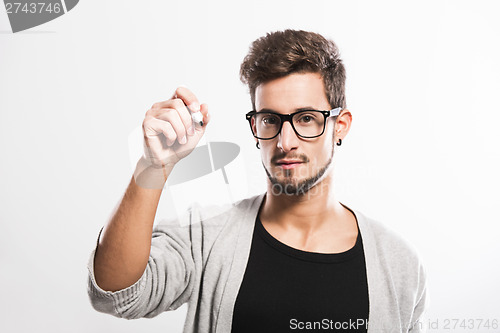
top-left (275, 159), bottom-right (304, 169)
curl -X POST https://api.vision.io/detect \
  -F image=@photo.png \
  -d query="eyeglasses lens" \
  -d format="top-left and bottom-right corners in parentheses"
top-left (253, 111), bottom-right (324, 139)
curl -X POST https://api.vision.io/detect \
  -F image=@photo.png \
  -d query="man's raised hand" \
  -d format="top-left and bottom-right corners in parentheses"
top-left (134, 87), bottom-right (210, 188)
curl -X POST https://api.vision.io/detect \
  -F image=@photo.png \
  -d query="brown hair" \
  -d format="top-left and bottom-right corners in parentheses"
top-left (240, 29), bottom-right (346, 110)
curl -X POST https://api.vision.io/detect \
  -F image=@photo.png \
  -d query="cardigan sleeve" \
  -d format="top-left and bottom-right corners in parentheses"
top-left (86, 211), bottom-right (196, 319)
top-left (408, 259), bottom-right (429, 332)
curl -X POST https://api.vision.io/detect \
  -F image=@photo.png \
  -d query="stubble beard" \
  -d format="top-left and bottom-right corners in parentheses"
top-left (263, 148), bottom-right (334, 197)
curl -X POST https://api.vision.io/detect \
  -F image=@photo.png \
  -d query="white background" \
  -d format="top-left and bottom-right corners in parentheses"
top-left (1, 0), bottom-right (499, 332)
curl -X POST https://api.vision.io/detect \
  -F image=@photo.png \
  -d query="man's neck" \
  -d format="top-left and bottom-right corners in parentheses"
top-left (260, 173), bottom-right (349, 234)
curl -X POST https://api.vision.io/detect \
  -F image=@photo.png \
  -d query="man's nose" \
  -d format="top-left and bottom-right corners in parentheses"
top-left (277, 121), bottom-right (299, 152)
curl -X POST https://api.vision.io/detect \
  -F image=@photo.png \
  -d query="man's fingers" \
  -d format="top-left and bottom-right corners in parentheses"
top-left (150, 119), bottom-right (177, 146)
top-left (141, 88), bottom-right (208, 167)
top-left (144, 117), bottom-right (175, 143)
top-left (170, 99), bottom-right (195, 135)
top-left (142, 120), bottom-right (167, 164)
top-left (152, 109), bottom-right (190, 143)
top-left (172, 86), bottom-right (200, 112)
top-left (150, 99), bottom-right (195, 135)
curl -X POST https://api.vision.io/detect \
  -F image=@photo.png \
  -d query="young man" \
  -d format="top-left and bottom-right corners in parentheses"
top-left (87, 30), bottom-right (428, 332)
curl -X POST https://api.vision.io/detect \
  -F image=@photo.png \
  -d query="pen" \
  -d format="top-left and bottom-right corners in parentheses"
top-left (187, 106), bottom-right (204, 127)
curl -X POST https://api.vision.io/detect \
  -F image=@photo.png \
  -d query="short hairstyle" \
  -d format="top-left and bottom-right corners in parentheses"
top-left (240, 29), bottom-right (346, 110)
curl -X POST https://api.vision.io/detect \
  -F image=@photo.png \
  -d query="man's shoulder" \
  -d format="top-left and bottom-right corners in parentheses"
top-left (354, 209), bottom-right (425, 269)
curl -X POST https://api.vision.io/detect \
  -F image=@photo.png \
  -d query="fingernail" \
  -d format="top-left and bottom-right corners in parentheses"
top-left (190, 102), bottom-right (200, 112)
top-left (179, 136), bottom-right (187, 144)
top-left (187, 126), bottom-right (194, 136)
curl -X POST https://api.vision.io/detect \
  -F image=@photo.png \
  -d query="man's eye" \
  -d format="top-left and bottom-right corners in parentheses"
top-left (262, 116), bottom-right (278, 124)
top-left (298, 114), bottom-right (315, 123)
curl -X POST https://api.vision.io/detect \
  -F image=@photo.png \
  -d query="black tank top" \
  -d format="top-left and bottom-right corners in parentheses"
top-left (231, 214), bottom-right (369, 332)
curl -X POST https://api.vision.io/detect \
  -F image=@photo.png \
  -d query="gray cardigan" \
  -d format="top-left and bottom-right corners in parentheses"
top-left (87, 193), bottom-right (428, 332)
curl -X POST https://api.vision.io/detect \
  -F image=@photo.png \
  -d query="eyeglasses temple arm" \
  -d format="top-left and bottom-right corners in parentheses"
top-left (329, 107), bottom-right (342, 117)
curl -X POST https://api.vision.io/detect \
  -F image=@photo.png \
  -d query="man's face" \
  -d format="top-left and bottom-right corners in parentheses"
top-left (254, 72), bottom-right (336, 196)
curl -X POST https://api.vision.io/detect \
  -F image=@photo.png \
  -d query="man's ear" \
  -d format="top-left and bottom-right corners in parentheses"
top-left (334, 109), bottom-right (352, 142)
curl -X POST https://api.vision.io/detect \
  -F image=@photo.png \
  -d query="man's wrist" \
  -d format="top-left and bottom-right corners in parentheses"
top-left (133, 156), bottom-right (175, 189)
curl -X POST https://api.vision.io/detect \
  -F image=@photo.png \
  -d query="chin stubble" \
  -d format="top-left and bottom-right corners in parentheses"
top-left (263, 148), bottom-right (335, 196)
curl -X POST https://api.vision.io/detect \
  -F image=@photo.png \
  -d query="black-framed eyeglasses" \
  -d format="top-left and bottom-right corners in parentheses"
top-left (245, 107), bottom-right (342, 140)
